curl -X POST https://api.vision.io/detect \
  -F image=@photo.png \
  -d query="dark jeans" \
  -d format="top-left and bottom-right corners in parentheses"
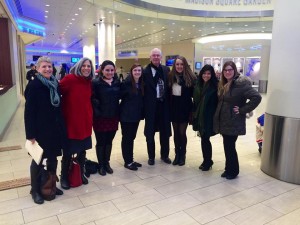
top-left (121, 122), bottom-right (139, 164)
top-left (222, 134), bottom-right (239, 176)
top-left (201, 136), bottom-right (212, 164)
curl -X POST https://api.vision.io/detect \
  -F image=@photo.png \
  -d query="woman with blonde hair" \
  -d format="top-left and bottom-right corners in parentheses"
top-left (168, 56), bottom-right (196, 166)
top-left (24, 56), bottom-right (65, 204)
top-left (214, 61), bottom-right (261, 179)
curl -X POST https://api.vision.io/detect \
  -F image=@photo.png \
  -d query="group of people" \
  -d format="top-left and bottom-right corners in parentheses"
top-left (24, 47), bottom-right (261, 205)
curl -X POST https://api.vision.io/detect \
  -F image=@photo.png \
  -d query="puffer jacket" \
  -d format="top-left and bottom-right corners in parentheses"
top-left (214, 75), bottom-right (261, 136)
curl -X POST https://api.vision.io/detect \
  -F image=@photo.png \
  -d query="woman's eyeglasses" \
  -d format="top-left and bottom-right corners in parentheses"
top-left (224, 69), bottom-right (234, 73)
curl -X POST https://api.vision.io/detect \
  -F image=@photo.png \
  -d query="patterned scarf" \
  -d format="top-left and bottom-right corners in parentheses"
top-left (36, 74), bottom-right (60, 107)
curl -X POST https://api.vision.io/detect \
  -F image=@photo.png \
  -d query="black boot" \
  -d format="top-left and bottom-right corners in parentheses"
top-left (96, 145), bottom-right (106, 176)
top-left (172, 148), bottom-right (180, 165)
top-left (105, 145), bottom-right (113, 174)
top-left (30, 160), bottom-right (44, 204)
top-left (178, 148), bottom-right (186, 166)
top-left (60, 156), bottom-right (71, 190)
top-left (78, 151), bottom-right (88, 185)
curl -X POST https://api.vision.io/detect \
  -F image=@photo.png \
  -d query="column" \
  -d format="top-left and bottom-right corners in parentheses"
top-left (97, 21), bottom-right (116, 65)
top-left (82, 37), bottom-right (96, 69)
top-left (261, 1), bottom-right (300, 184)
top-left (258, 44), bottom-right (270, 93)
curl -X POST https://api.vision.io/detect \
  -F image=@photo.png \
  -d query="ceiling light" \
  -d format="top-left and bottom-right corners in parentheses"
top-left (75, 13), bottom-right (78, 16)
top-left (45, 16), bottom-right (48, 18)
top-left (198, 29), bottom-right (202, 31)
top-left (108, 11), bottom-right (112, 13)
top-left (72, 18), bottom-right (75, 21)
top-left (244, 24), bottom-right (248, 27)
top-left (45, 11), bottom-right (49, 13)
top-left (45, 4), bottom-right (50, 7)
top-left (192, 24), bottom-right (195, 27)
top-left (141, 25), bottom-right (144, 27)
top-left (79, 8), bottom-right (82, 10)
top-left (211, 26), bottom-right (215, 29)
top-left (262, 26), bottom-right (266, 29)
top-left (195, 33), bottom-right (272, 44)
top-left (150, 21), bottom-right (154, 23)
top-left (172, 23), bottom-right (175, 25)
top-left (127, 18), bottom-right (131, 21)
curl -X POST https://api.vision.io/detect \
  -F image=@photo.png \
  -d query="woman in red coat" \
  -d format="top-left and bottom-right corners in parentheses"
top-left (59, 57), bottom-right (94, 189)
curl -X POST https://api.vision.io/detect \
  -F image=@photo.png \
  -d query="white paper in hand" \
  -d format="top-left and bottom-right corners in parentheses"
top-left (25, 140), bottom-right (44, 164)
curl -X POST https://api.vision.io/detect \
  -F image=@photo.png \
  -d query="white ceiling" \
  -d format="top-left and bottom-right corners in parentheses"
top-left (22, 0), bottom-right (273, 52)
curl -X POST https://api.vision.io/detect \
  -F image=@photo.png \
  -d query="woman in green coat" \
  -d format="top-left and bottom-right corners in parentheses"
top-left (193, 65), bottom-right (218, 171)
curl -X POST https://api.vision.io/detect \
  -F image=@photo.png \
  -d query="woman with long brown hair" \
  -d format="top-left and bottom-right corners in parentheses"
top-left (120, 64), bottom-right (144, 170)
top-left (214, 61), bottom-right (261, 179)
top-left (168, 56), bottom-right (196, 166)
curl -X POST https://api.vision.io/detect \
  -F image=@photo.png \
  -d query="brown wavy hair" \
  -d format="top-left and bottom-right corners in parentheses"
top-left (168, 56), bottom-right (196, 88)
top-left (218, 61), bottom-right (238, 96)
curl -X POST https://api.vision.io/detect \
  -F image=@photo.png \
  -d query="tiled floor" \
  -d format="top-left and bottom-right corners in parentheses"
top-left (0, 95), bottom-right (300, 225)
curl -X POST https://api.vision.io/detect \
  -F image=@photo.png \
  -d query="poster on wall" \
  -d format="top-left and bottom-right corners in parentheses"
top-left (221, 57), bottom-right (233, 69)
top-left (203, 57), bottom-right (212, 66)
top-left (212, 57), bottom-right (221, 73)
top-left (245, 58), bottom-right (261, 84)
top-left (233, 57), bottom-right (245, 75)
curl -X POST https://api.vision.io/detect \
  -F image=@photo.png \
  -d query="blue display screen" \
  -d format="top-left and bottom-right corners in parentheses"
top-left (71, 57), bottom-right (80, 63)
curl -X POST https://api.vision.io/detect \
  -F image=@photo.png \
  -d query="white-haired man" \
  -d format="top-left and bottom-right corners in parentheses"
top-left (143, 48), bottom-right (172, 165)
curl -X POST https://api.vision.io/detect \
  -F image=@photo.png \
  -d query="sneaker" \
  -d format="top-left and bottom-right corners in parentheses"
top-left (124, 163), bottom-right (138, 171)
top-left (133, 162), bottom-right (142, 167)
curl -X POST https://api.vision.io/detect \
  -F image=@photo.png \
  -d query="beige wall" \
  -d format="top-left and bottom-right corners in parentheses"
top-left (161, 40), bottom-right (195, 69)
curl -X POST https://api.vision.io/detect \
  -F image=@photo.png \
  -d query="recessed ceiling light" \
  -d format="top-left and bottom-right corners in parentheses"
top-left (75, 13), bottom-right (78, 16)
top-left (45, 16), bottom-right (48, 18)
top-left (179, 34), bottom-right (182, 36)
top-left (262, 26), bottom-right (266, 29)
top-left (45, 11), bottom-right (49, 13)
top-left (127, 18), bottom-right (131, 21)
top-left (211, 26), bottom-right (215, 29)
top-left (141, 25), bottom-right (144, 27)
top-left (198, 29), bottom-right (202, 31)
top-left (229, 28), bottom-right (232, 30)
top-left (69, 23), bottom-right (72, 24)
top-left (45, 4), bottom-right (50, 7)
top-left (150, 21), bottom-right (154, 23)
top-left (65, 29), bottom-right (67, 31)
top-left (171, 30), bottom-right (174, 33)
top-left (72, 18), bottom-right (75, 20)
top-left (108, 11), bottom-right (112, 13)
top-left (244, 24), bottom-right (248, 27)
top-left (79, 8), bottom-right (82, 10)
top-left (172, 22), bottom-right (175, 25)
top-left (134, 28), bottom-right (137, 30)
top-left (192, 24), bottom-right (195, 27)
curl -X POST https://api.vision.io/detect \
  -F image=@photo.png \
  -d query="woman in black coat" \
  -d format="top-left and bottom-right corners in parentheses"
top-left (24, 56), bottom-right (65, 204)
top-left (92, 60), bottom-right (121, 176)
top-left (120, 64), bottom-right (144, 170)
top-left (214, 61), bottom-right (261, 180)
top-left (193, 65), bottom-right (218, 171)
top-left (168, 56), bottom-right (196, 166)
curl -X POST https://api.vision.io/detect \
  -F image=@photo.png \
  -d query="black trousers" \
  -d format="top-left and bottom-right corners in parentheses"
top-left (121, 122), bottom-right (139, 164)
top-left (200, 136), bottom-right (213, 164)
top-left (222, 134), bottom-right (239, 176)
top-left (146, 132), bottom-right (169, 160)
top-left (94, 130), bottom-right (116, 164)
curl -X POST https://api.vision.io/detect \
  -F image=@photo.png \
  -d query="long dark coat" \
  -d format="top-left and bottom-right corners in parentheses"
top-left (24, 78), bottom-right (65, 158)
top-left (143, 64), bottom-right (171, 137)
top-left (214, 75), bottom-right (262, 136)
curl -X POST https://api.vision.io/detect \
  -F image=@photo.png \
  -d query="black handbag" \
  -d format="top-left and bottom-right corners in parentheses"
top-left (85, 159), bottom-right (99, 177)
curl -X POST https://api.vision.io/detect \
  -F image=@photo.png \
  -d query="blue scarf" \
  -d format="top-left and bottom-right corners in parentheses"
top-left (36, 74), bottom-right (60, 107)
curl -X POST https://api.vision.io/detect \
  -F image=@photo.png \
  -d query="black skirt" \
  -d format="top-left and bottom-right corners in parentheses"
top-left (171, 95), bottom-right (190, 123)
top-left (66, 136), bottom-right (92, 155)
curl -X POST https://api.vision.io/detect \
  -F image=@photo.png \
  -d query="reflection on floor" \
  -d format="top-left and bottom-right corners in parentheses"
top-left (0, 94), bottom-right (300, 225)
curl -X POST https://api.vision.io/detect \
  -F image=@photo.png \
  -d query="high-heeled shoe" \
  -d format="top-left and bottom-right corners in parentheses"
top-left (201, 161), bottom-right (214, 171)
